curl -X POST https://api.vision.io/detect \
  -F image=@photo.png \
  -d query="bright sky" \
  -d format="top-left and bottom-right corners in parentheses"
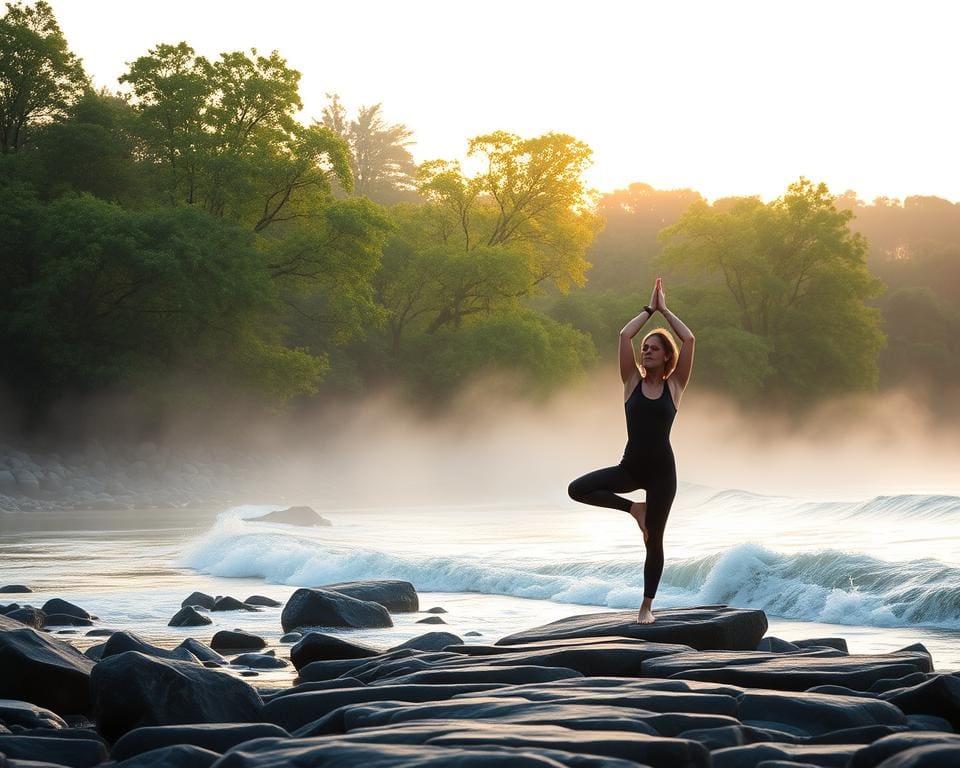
top-left (47, 0), bottom-right (960, 203)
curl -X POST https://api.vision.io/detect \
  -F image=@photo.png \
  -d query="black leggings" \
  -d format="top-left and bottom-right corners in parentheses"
top-left (567, 462), bottom-right (676, 600)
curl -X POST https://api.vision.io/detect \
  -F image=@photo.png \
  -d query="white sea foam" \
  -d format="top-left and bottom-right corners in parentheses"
top-left (180, 495), bottom-right (960, 629)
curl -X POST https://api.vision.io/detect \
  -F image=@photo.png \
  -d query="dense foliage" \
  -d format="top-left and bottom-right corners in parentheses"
top-left (2, 2), bottom-right (957, 431)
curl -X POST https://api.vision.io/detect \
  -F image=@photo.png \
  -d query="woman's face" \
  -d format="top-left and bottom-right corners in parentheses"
top-left (641, 335), bottom-right (668, 369)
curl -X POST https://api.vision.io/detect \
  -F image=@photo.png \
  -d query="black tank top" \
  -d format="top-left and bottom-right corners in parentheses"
top-left (622, 378), bottom-right (676, 466)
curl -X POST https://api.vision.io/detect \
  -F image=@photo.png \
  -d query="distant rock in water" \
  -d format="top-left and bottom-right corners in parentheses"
top-left (321, 579), bottom-right (419, 613)
top-left (41, 598), bottom-right (92, 620)
top-left (0, 585), bottom-right (31, 593)
top-left (212, 596), bottom-right (257, 612)
top-left (248, 505), bottom-right (331, 527)
top-left (168, 606), bottom-right (213, 627)
top-left (244, 595), bottom-right (282, 607)
top-left (417, 616), bottom-right (447, 625)
top-left (281, 588), bottom-right (393, 632)
top-left (181, 591), bottom-right (216, 610)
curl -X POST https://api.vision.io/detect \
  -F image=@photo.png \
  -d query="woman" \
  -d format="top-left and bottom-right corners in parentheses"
top-left (568, 278), bottom-right (694, 624)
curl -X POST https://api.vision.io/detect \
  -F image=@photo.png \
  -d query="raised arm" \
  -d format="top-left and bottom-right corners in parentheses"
top-left (655, 280), bottom-right (695, 391)
top-left (618, 283), bottom-right (658, 384)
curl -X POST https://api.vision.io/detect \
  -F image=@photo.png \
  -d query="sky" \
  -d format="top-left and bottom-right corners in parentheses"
top-left (47, 0), bottom-right (960, 203)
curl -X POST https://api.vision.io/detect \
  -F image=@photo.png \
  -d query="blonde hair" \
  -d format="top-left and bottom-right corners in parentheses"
top-left (640, 328), bottom-right (679, 379)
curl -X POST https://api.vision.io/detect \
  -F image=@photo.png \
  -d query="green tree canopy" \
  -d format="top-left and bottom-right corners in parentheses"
top-left (0, 0), bottom-right (86, 153)
top-left (659, 178), bottom-right (885, 402)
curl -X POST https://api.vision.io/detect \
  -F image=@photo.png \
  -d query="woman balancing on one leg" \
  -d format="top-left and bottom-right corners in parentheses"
top-left (568, 278), bottom-right (694, 624)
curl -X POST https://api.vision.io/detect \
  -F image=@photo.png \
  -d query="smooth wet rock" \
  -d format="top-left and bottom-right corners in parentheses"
top-left (643, 649), bottom-right (930, 691)
top-left (424, 607), bottom-right (447, 614)
top-left (0, 586), bottom-right (31, 593)
top-left (0, 627), bottom-right (94, 716)
top-left (373, 663), bottom-right (583, 687)
top-left (757, 637), bottom-right (801, 653)
top-left (794, 638), bottom-right (849, 653)
top-left (416, 616), bottom-right (446, 625)
top-left (91, 651), bottom-right (263, 742)
top-left (85, 628), bottom-right (115, 637)
top-left (248, 505), bottom-right (331, 526)
top-left (40, 599), bottom-right (91, 621)
top-left (84, 642), bottom-right (105, 661)
top-left (111, 722), bottom-right (289, 761)
top-left (389, 632), bottom-right (463, 653)
top-left (168, 606), bottom-right (212, 627)
top-left (210, 630), bottom-right (266, 652)
top-left (5, 607), bottom-right (45, 629)
top-left (497, 605), bottom-right (768, 651)
top-left (879, 674), bottom-right (960, 729)
top-left (265, 683), bottom-right (502, 732)
top-left (0, 734), bottom-right (107, 767)
top-left (321, 580), bottom-right (419, 613)
top-left (176, 638), bottom-right (226, 664)
top-left (280, 588), bottom-right (393, 632)
top-left (712, 742), bottom-right (859, 767)
top-left (465, 631), bottom-right (482, 636)
top-left (113, 743), bottom-right (221, 768)
top-left (212, 596), bottom-right (256, 612)
top-left (869, 673), bottom-right (928, 693)
top-left (231, 653), bottom-right (289, 669)
top-left (290, 632), bottom-right (381, 670)
top-left (738, 689), bottom-right (908, 736)
top-left (180, 592), bottom-right (215, 610)
top-left (102, 631), bottom-right (199, 663)
top-left (0, 699), bottom-right (68, 729)
top-left (279, 632), bottom-right (301, 643)
top-left (848, 732), bottom-right (960, 768)
top-left (243, 595), bottom-right (282, 607)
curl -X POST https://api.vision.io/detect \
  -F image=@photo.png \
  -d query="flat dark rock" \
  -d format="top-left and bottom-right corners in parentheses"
top-left (244, 595), bottom-right (282, 607)
top-left (290, 632), bottom-right (381, 670)
top-left (111, 722), bottom-right (290, 761)
top-left (0, 734), bottom-right (107, 767)
top-left (389, 632), bottom-right (463, 653)
top-left (738, 690), bottom-right (908, 736)
top-left (497, 605), bottom-right (768, 651)
top-left (101, 631), bottom-right (198, 663)
top-left (212, 596), bottom-right (257, 612)
top-left (0, 627), bottom-right (94, 716)
top-left (712, 742), bottom-right (859, 768)
top-left (180, 592), bottom-right (216, 610)
top-left (231, 653), bottom-right (289, 669)
top-left (85, 628), bottom-right (115, 637)
top-left (210, 630), bottom-right (266, 652)
top-left (40, 598), bottom-right (91, 620)
top-left (90, 651), bottom-right (263, 742)
top-left (441, 641), bottom-right (693, 677)
top-left (416, 616), bottom-right (446, 624)
top-left (642, 650), bottom-right (930, 691)
top-left (112, 743), bottom-right (221, 768)
top-left (281, 587), bottom-right (393, 632)
top-left (0, 699), bottom-right (68, 729)
top-left (248, 505), bottom-right (331, 527)
top-left (168, 606), bottom-right (212, 627)
top-left (879, 674), bottom-right (960, 729)
top-left (320, 580), bottom-right (419, 613)
top-left (0, 586), bottom-right (31, 593)
top-left (264, 683), bottom-right (504, 732)
top-left (849, 733), bottom-right (960, 768)
top-left (372, 663), bottom-right (583, 687)
top-left (43, 613), bottom-right (94, 627)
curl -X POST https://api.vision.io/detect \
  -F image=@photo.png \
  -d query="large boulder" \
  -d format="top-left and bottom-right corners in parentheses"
top-left (4, 606), bottom-right (45, 629)
top-left (112, 743), bottom-right (221, 767)
top-left (497, 605), bottom-right (768, 651)
top-left (849, 732), bottom-right (960, 768)
top-left (281, 588), bottom-right (393, 632)
top-left (90, 651), bottom-right (263, 742)
top-left (389, 632), bottom-right (463, 653)
top-left (248, 505), bottom-right (331, 526)
top-left (180, 592), bottom-right (215, 610)
top-left (290, 632), bottom-right (381, 670)
top-left (210, 630), bottom-right (266, 652)
top-left (43, 613), bottom-right (94, 627)
top-left (321, 580), bottom-right (419, 613)
top-left (0, 627), bottom-right (94, 716)
top-left (879, 674), bottom-right (960, 729)
top-left (40, 598), bottom-right (92, 620)
top-left (737, 689), bottom-right (908, 736)
top-left (176, 638), bottom-right (226, 664)
top-left (0, 699), bottom-right (68, 729)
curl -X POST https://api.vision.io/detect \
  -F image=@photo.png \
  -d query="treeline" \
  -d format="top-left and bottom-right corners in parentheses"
top-left (2, 2), bottom-right (958, 433)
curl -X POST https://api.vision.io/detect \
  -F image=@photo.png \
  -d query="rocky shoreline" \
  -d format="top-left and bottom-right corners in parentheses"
top-left (2, 580), bottom-right (958, 767)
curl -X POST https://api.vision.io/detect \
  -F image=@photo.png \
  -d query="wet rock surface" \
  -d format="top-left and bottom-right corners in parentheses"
top-left (3, 592), bottom-right (960, 766)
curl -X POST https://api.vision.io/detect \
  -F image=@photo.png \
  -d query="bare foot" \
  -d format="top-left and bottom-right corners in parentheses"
top-left (637, 606), bottom-right (656, 624)
top-left (628, 501), bottom-right (649, 543)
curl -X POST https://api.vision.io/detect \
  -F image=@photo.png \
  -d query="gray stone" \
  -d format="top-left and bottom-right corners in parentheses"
top-left (101, 631), bottom-right (199, 663)
top-left (42, 613), bottom-right (94, 627)
top-left (497, 605), bottom-right (768, 651)
top-left (243, 595), bottom-right (281, 607)
top-left (0, 586), bottom-right (31, 594)
top-left (424, 607), bottom-right (447, 614)
top-left (210, 631), bottom-right (266, 652)
top-left (712, 742), bottom-right (858, 768)
top-left (212, 596), bottom-right (257, 612)
top-left (0, 627), bottom-right (94, 716)
top-left (111, 723), bottom-right (289, 761)
top-left (794, 638), bottom-right (849, 653)
top-left (0, 734), bottom-right (107, 767)
top-left (168, 607), bottom-right (212, 627)
top-left (738, 690), bottom-right (908, 736)
top-left (5, 607), bottom-right (46, 629)
top-left (175, 638), bottom-right (225, 664)
top-left (290, 632), bottom-right (381, 670)
top-left (280, 588), bottom-right (392, 632)
top-left (180, 592), bottom-right (215, 610)
top-left (90, 651), bottom-right (263, 742)
top-left (231, 653), bottom-right (289, 669)
top-left (371, 663), bottom-right (583, 687)
top-left (113, 743), bottom-right (220, 768)
top-left (879, 674), bottom-right (960, 729)
top-left (416, 616), bottom-right (446, 624)
top-left (388, 632), bottom-right (463, 653)
top-left (39, 599), bottom-right (91, 620)
top-left (849, 733), bottom-right (960, 768)
top-left (320, 580), bottom-right (419, 613)
top-left (0, 699), bottom-right (68, 729)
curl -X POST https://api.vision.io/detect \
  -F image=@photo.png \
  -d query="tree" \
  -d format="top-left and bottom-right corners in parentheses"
top-left (660, 178), bottom-right (885, 402)
top-left (0, 1), bottom-right (86, 153)
top-left (321, 94), bottom-right (417, 204)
